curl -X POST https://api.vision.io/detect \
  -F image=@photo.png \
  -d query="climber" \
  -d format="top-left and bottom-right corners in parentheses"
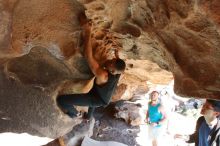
top-left (57, 20), bottom-right (126, 119)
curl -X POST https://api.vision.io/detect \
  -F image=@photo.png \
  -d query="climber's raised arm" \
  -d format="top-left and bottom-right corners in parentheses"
top-left (82, 22), bottom-right (108, 85)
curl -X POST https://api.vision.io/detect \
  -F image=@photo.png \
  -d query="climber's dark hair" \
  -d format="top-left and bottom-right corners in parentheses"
top-left (115, 58), bottom-right (126, 71)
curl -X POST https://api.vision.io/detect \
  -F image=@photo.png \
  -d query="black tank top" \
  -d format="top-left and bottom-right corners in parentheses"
top-left (90, 73), bottom-right (121, 104)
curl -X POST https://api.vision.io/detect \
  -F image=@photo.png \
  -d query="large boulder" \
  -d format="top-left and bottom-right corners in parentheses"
top-left (0, 0), bottom-right (91, 142)
top-left (0, 47), bottom-right (83, 138)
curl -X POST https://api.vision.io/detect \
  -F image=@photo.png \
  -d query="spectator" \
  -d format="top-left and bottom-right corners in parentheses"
top-left (174, 99), bottom-right (220, 146)
top-left (146, 91), bottom-right (167, 146)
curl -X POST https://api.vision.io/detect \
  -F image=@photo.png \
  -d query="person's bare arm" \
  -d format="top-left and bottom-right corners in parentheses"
top-left (145, 110), bottom-right (149, 123)
top-left (145, 105), bottom-right (151, 124)
top-left (83, 22), bottom-right (108, 85)
top-left (158, 105), bottom-right (167, 124)
top-left (115, 49), bottom-right (119, 59)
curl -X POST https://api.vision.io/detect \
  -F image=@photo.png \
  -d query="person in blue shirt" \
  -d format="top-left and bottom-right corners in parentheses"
top-left (146, 91), bottom-right (167, 146)
top-left (175, 99), bottom-right (220, 146)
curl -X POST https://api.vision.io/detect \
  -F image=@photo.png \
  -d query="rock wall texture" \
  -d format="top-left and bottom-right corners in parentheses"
top-left (0, 0), bottom-right (220, 141)
top-left (0, 0), bottom-right (90, 140)
top-left (81, 0), bottom-right (220, 99)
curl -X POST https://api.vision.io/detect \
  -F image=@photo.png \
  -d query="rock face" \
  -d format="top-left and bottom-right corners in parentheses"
top-left (0, 46), bottom-right (83, 138)
top-left (82, 0), bottom-right (220, 99)
top-left (114, 101), bottom-right (143, 126)
top-left (0, 0), bottom-right (90, 140)
top-left (62, 118), bottom-right (95, 146)
top-left (92, 105), bottom-right (139, 146)
top-left (0, 0), bottom-right (220, 143)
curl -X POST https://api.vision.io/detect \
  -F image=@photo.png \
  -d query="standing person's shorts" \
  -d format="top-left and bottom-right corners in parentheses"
top-left (148, 124), bottom-right (166, 140)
